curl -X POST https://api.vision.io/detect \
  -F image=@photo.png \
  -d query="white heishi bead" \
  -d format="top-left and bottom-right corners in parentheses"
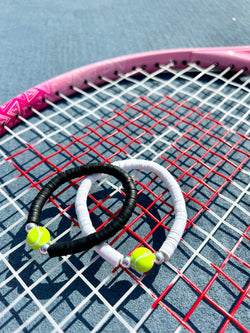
top-left (76, 159), bottom-right (187, 268)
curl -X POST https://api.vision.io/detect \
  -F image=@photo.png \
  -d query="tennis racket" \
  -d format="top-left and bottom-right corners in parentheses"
top-left (0, 46), bottom-right (249, 333)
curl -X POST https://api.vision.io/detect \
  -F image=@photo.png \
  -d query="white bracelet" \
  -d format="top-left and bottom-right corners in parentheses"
top-left (75, 159), bottom-right (187, 272)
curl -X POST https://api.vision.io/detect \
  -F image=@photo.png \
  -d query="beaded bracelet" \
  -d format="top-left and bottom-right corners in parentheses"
top-left (75, 159), bottom-right (187, 272)
top-left (25, 163), bottom-right (137, 257)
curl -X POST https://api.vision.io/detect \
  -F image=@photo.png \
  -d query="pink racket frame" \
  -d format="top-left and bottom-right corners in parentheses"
top-left (1, 46), bottom-right (250, 136)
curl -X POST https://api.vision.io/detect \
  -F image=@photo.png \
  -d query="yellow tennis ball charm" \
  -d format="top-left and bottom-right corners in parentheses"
top-left (130, 247), bottom-right (155, 273)
top-left (26, 226), bottom-right (50, 250)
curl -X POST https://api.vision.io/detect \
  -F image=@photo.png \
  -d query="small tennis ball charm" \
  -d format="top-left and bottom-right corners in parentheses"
top-left (26, 226), bottom-right (50, 250)
top-left (130, 247), bottom-right (155, 273)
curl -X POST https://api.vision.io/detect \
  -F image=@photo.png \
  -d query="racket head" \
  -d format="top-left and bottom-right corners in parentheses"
top-left (1, 46), bottom-right (250, 135)
top-left (0, 47), bottom-right (249, 333)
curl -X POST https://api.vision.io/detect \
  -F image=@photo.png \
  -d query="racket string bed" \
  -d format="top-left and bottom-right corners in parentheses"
top-left (0, 48), bottom-right (250, 333)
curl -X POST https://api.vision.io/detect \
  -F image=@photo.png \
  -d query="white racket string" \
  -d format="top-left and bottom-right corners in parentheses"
top-left (0, 53), bottom-right (249, 332)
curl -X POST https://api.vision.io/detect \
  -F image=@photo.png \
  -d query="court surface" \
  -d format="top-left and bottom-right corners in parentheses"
top-left (0, 1), bottom-right (249, 332)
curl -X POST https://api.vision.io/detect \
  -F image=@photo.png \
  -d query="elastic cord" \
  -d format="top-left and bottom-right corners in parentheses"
top-left (26, 163), bottom-right (137, 257)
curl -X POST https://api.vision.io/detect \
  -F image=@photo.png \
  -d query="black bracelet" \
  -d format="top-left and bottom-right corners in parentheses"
top-left (25, 163), bottom-right (137, 257)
